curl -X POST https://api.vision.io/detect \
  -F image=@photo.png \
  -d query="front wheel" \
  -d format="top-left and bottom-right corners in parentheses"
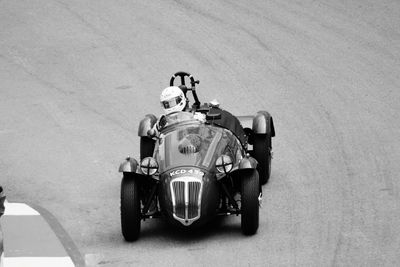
top-left (253, 134), bottom-right (272, 185)
top-left (121, 174), bottom-right (141, 241)
top-left (241, 170), bottom-right (260, 235)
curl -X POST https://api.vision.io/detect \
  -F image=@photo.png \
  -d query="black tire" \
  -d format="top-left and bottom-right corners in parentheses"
top-left (121, 175), bottom-right (141, 241)
top-left (253, 134), bottom-right (272, 185)
top-left (241, 170), bottom-right (260, 235)
top-left (140, 137), bottom-right (155, 160)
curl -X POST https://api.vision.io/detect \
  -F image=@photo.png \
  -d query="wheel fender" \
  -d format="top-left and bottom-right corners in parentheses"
top-left (231, 158), bottom-right (258, 183)
top-left (138, 114), bottom-right (157, 137)
top-left (239, 157), bottom-right (258, 169)
top-left (119, 157), bottom-right (138, 173)
top-left (252, 111), bottom-right (275, 137)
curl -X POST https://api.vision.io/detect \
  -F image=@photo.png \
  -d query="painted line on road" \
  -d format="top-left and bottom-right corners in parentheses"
top-left (3, 257), bottom-right (74, 267)
top-left (3, 202), bottom-right (39, 216)
top-left (1, 201), bottom-right (84, 267)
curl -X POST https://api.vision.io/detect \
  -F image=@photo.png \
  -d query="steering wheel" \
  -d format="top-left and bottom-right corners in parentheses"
top-left (169, 71), bottom-right (201, 109)
top-left (169, 71), bottom-right (197, 87)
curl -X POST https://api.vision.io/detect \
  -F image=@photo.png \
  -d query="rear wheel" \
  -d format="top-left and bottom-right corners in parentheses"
top-left (253, 134), bottom-right (272, 185)
top-left (241, 170), bottom-right (260, 235)
top-left (121, 174), bottom-right (141, 241)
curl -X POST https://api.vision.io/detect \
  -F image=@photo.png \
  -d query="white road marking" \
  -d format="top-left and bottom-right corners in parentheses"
top-left (3, 203), bottom-right (39, 216)
top-left (1, 202), bottom-right (79, 266)
top-left (3, 257), bottom-right (74, 267)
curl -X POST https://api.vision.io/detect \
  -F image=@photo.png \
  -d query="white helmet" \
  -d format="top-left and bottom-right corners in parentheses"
top-left (160, 86), bottom-right (186, 114)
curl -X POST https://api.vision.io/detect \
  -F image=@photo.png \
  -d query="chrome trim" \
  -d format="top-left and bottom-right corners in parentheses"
top-left (170, 176), bottom-right (203, 226)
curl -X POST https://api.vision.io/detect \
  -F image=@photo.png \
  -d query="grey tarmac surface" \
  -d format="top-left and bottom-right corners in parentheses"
top-left (1, 0), bottom-right (400, 266)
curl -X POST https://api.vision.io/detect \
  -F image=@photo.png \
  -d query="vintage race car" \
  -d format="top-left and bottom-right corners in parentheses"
top-left (119, 72), bottom-right (275, 241)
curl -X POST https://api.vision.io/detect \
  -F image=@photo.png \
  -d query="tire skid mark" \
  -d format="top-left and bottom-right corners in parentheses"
top-left (172, 0), bottom-right (225, 25)
top-left (41, 101), bottom-right (76, 130)
top-left (1, 50), bottom-right (134, 136)
top-left (170, 0), bottom-right (318, 106)
top-left (223, 0), bottom-right (308, 38)
top-left (320, 106), bottom-right (365, 266)
top-left (172, 0), bottom-right (301, 75)
top-left (0, 53), bottom-right (72, 96)
top-left (52, 0), bottom-right (136, 72)
top-left (273, 1), bottom-right (399, 61)
top-left (163, 1), bottom-right (247, 92)
top-left (79, 100), bottom-right (134, 135)
top-left (168, 1), bottom-right (284, 105)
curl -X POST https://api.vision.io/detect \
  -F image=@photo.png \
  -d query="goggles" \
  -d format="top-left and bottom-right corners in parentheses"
top-left (161, 96), bottom-right (183, 109)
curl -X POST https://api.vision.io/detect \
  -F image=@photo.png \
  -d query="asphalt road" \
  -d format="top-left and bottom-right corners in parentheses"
top-left (1, 0), bottom-right (400, 266)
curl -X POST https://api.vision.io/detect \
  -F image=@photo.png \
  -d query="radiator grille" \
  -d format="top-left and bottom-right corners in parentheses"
top-left (172, 181), bottom-right (185, 218)
top-left (171, 178), bottom-right (202, 225)
top-left (188, 182), bottom-right (201, 219)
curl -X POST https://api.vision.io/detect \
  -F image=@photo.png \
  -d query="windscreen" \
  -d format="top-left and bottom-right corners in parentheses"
top-left (155, 122), bottom-right (233, 172)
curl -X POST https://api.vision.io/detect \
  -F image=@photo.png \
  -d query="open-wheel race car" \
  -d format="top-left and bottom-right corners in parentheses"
top-left (119, 72), bottom-right (275, 241)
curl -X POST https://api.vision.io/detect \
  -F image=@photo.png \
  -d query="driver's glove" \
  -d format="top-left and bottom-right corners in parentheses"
top-left (158, 115), bottom-right (167, 129)
top-left (147, 128), bottom-right (158, 138)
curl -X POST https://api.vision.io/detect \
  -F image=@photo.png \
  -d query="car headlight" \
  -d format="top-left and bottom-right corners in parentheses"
top-left (140, 157), bottom-right (159, 175)
top-left (216, 155), bottom-right (233, 173)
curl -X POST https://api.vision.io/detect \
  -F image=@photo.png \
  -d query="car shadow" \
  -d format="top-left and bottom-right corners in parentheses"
top-left (138, 216), bottom-right (244, 243)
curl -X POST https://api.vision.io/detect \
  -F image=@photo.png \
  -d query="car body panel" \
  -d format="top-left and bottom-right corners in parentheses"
top-left (138, 114), bottom-right (157, 137)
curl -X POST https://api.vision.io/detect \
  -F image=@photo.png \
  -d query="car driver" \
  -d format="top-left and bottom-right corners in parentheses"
top-left (147, 86), bottom-right (205, 137)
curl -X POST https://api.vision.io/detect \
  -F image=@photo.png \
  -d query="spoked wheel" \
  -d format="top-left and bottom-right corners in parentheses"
top-left (241, 170), bottom-right (260, 235)
top-left (253, 134), bottom-right (272, 185)
top-left (121, 174), bottom-right (141, 241)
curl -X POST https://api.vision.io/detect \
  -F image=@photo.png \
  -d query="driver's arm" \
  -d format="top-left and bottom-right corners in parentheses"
top-left (147, 115), bottom-right (167, 137)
